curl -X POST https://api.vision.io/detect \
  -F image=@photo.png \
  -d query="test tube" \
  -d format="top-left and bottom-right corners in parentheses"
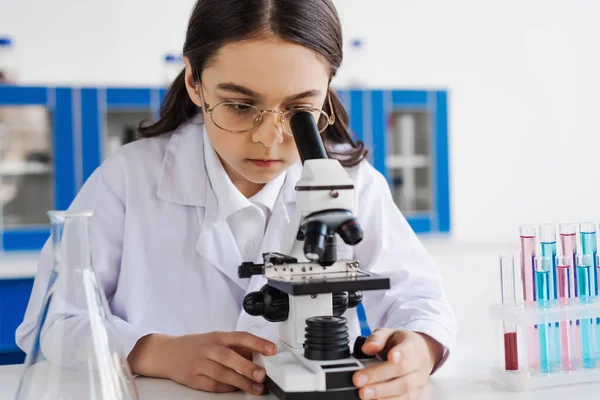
top-left (559, 223), bottom-right (577, 297)
top-left (520, 225), bottom-right (539, 369)
top-left (597, 254), bottom-right (600, 360)
top-left (580, 223), bottom-right (598, 296)
top-left (576, 254), bottom-right (596, 369)
top-left (581, 222), bottom-right (599, 364)
top-left (540, 224), bottom-right (560, 366)
top-left (535, 256), bottom-right (555, 373)
top-left (500, 255), bottom-right (518, 371)
top-left (540, 224), bottom-right (558, 299)
top-left (556, 255), bottom-right (574, 370)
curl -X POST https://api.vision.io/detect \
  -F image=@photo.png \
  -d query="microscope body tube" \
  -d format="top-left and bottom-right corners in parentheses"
top-left (520, 225), bottom-right (539, 368)
top-left (289, 111), bottom-right (328, 162)
top-left (500, 255), bottom-right (518, 370)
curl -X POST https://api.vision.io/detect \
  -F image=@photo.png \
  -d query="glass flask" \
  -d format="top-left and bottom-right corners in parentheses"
top-left (15, 211), bottom-right (139, 400)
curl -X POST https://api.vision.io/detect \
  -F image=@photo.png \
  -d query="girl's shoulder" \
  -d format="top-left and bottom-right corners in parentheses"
top-left (96, 116), bottom-right (204, 194)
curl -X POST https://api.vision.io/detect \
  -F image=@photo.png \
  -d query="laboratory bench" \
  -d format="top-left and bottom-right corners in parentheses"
top-left (1, 353), bottom-right (600, 400)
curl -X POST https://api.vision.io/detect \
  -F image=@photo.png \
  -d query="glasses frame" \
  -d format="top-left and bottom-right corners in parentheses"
top-left (196, 84), bottom-right (336, 135)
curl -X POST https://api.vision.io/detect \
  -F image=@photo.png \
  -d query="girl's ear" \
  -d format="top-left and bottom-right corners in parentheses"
top-left (183, 56), bottom-right (204, 108)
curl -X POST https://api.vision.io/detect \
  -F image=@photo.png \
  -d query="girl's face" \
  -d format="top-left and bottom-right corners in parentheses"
top-left (184, 37), bottom-right (330, 196)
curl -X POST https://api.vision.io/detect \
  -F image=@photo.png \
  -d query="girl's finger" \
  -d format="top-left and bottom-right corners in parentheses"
top-left (358, 372), bottom-right (422, 400)
top-left (187, 375), bottom-right (237, 393)
top-left (207, 345), bottom-right (266, 383)
top-left (362, 328), bottom-right (394, 355)
top-left (201, 359), bottom-right (264, 396)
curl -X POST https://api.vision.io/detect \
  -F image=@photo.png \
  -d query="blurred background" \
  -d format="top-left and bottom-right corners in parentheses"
top-left (0, 0), bottom-right (599, 373)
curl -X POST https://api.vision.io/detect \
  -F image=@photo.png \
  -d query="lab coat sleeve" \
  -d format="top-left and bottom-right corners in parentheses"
top-left (354, 164), bottom-right (457, 372)
top-left (15, 157), bottom-right (157, 359)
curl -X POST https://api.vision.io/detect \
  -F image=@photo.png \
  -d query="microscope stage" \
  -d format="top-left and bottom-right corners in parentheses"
top-left (266, 271), bottom-right (390, 296)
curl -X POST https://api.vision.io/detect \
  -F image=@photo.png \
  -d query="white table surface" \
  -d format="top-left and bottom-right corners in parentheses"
top-left (2, 238), bottom-right (600, 398)
top-left (2, 359), bottom-right (600, 400)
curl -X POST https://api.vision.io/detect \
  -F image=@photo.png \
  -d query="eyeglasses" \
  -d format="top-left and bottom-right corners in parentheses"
top-left (197, 84), bottom-right (335, 135)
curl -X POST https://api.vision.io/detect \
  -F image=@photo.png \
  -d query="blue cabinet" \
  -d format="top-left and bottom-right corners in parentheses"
top-left (0, 278), bottom-right (33, 364)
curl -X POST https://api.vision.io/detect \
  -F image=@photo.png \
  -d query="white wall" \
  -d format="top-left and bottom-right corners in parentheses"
top-left (2, 0), bottom-right (600, 244)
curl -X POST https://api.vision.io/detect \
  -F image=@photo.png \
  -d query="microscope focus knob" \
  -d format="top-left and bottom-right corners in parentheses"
top-left (243, 292), bottom-right (265, 316)
top-left (353, 335), bottom-right (376, 360)
top-left (243, 285), bottom-right (289, 322)
top-left (348, 290), bottom-right (363, 309)
top-left (238, 262), bottom-right (264, 279)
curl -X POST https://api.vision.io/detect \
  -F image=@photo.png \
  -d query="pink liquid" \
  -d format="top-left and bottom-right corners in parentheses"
top-left (557, 265), bottom-right (574, 370)
top-left (520, 235), bottom-right (539, 368)
top-left (560, 233), bottom-right (577, 296)
top-left (559, 233), bottom-right (581, 365)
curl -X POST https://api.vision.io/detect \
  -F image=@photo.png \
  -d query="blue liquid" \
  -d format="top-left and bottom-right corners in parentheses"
top-left (577, 265), bottom-right (597, 368)
top-left (581, 232), bottom-right (598, 295)
top-left (536, 269), bottom-right (555, 372)
top-left (540, 242), bottom-right (560, 366)
top-left (582, 231), bottom-right (600, 361)
top-left (540, 241), bottom-right (557, 298)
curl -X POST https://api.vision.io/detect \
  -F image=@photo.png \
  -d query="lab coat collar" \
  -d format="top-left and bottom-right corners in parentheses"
top-left (202, 126), bottom-right (252, 218)
top-left (156, 113), bottom-right (208, 207)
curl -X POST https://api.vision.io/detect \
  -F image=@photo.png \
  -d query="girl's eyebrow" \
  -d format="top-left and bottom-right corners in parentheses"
top-left (216, 82), bottom-right (322, 102)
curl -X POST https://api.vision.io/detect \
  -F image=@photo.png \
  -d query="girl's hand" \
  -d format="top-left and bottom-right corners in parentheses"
top-left (352, 329), bottom-right (444, 400)
top-left (128, 331), bottom-right (277, 396)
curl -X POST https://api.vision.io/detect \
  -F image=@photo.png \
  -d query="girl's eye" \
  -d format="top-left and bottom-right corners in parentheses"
top-left (225, 103), bottom-right (254, 115)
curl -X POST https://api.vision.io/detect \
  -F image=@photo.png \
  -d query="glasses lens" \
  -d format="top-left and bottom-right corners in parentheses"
top-left (282, 109), bottom-right (330, 136)
top-left (211, 103), bottom-right (261, 132)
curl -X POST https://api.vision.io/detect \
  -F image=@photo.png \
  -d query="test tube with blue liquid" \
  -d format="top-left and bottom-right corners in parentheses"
top-left (597, 254), bottom-right (600, 360)
top-left (576, 254), bottom-right (597, 368)
top-left (580, 223), bottom-right (598, 295)
top-left (581, 223), bottom-right (599, 363)
top-left (535, 256), bottom-right (556, 373)
top-left (540, 224), bottom-right (560, 366)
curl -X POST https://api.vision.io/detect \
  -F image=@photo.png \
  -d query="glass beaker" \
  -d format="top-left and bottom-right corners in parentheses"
top-left (15, 211), bottom-right (139, 400)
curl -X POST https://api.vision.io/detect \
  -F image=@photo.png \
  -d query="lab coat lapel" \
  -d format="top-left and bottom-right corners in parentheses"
top-left (195, 192), bottom-right (248, 292)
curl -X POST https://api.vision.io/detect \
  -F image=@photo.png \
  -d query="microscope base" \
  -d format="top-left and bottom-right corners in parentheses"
top-left (265, 376), bottom-right (359, 400)
top-left (255, 343), bottom-right (380, 400)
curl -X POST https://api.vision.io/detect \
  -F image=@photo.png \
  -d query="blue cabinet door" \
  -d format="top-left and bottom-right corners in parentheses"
top-left (0, 278), bottom-right (33, 365)
top-left (336, 89), bottom-right (450, 234)
top-left (0, 86), bottom-right (78, 251)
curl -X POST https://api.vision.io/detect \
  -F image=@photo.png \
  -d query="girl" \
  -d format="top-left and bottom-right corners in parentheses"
top-left (16, 1), bottom-right (456, 399)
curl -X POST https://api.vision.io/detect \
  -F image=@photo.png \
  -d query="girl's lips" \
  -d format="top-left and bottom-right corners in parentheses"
top-left (248, 159), bottom-right (281, 168)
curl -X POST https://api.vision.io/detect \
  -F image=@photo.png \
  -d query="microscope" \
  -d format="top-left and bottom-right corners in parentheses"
top-left (238, 111), bottom-right (391, 399)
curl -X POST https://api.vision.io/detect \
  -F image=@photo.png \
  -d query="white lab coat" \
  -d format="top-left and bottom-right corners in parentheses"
top-left (16, 114), bottom-right (457, 370)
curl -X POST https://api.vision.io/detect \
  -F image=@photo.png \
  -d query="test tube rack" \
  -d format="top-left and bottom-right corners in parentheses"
top-left (490, 298), bottom-right (600, 390)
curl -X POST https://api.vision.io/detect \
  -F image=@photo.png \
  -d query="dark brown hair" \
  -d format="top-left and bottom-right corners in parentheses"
top-left (138, 0), bottom-right (368, 167)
